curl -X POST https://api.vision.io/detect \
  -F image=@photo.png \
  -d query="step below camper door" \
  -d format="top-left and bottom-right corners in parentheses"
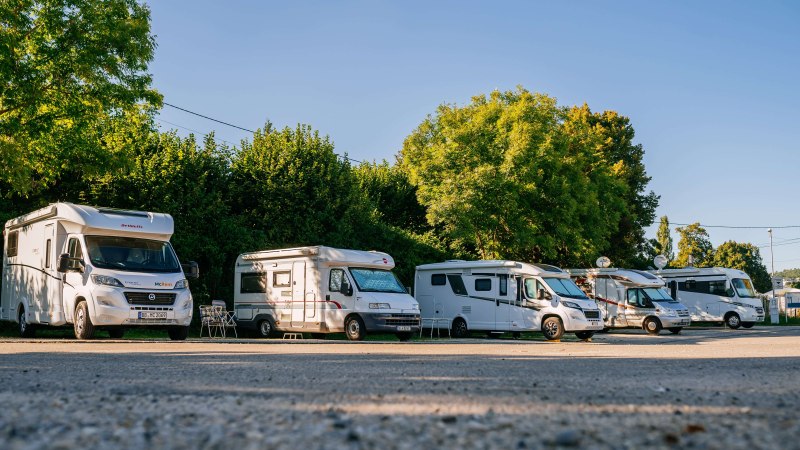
top-left (291, 261), bottom-right (306, 327)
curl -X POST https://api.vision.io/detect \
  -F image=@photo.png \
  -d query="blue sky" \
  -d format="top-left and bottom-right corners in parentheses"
top-left (148, 1), bottom-right (800, 272)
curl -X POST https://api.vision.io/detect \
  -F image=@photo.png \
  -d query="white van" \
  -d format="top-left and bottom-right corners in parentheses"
top-left (234, 246), bottom-right (420, 341)
top-left (1, 203), bottom-right (198, 340)
top-left (568, 268), bottom-right (691, 334)
top-left (414, 260), bottom-right (603, 340)
top-left (650, 267), bottom-right (765, 329)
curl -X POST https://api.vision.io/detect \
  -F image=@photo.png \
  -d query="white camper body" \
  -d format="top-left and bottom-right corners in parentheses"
top-left (1, 203), bottom-right (194, 340)
top-left (649, 267), bottom-right (764, 329)
top-left (568, 268), bottom-right (691, 335)
top-left (414, 260), bottom-right (603, 340)
top-left (234, 246), bottom-right (420, 341)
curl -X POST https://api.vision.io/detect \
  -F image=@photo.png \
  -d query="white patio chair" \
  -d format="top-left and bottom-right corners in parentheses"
top-left (212, 300), bottom-right (238, 338)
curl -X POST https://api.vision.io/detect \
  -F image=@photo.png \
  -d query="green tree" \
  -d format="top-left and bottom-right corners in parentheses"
top-left (353, 160), bottom-right (428, 233)
top-left (712, 241), bottom-right (772, 293)
top-left (655, 215), bottom-right (674, 265)
top-left (564, 106), bottom-right (659, 267)
top-left (400, 87), bottom-right (629, 266)
top-left (0, 0), bottom-right (161, 195)
top-left (229, 123), bottom-right (368, 248)
top-left (674, 223), bottom-right (713, 267)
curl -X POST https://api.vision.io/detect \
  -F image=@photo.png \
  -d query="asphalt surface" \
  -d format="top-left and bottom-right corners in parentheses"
top-left (1, 327), bottom-right (799, 450)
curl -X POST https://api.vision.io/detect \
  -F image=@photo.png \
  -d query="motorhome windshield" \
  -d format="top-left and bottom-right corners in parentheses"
top-left (732, 278), bottom-right (757, 298)
top-left (642, 288), bottom-right (677, 302)
top-left (85, 236), bottom-right (181, 273)
top-left (349, 268), bottom-right (407, 293)
top-left (542, 277), bottom-right (589, 299)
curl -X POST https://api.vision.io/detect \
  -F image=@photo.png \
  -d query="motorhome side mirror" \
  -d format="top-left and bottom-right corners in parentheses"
top-left (537, 288), bottom-right (546, 300)
top-left (340, 280), bottom-right (353, 296)
top-left (57, 253), bottom-right (71, 273)
top-left (182, 261), bottom-right (200, 279)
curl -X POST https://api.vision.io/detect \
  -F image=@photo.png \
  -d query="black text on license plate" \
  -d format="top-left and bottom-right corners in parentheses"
top-left (139, 312), bottom-right (167, 319)
top-left (397, 326), bottom-right (411, 331)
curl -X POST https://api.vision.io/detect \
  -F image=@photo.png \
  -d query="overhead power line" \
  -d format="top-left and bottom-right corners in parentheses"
top-left (671, 222), bottom-right (800, 230)
top-left (162, 102), bottom-right (362, 164)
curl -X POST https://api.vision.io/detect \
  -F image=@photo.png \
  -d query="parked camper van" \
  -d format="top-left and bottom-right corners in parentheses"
top-left (1, 203), bottom-right (198, 340)
top-left (234, 246), bottom-right (420, 341)
top-left (568, 268), bottom-right (691, 335)
top-left (649, 268), bottom-right (764, 329)
top-left (414, 260), bottom-right (603, 341)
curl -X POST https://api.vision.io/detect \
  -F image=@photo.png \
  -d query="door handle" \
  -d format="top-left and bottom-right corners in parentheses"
top-left (325, 294), bottom-right (330, 301)
top-left (496, 299), bottom-right (500, 307)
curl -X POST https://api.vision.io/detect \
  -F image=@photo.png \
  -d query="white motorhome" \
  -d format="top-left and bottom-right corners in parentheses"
top-left (568, 268), bottom-right (691, 335)
top-left (1, 203), bottom-right (198, 340)
top-left (650, 267), bottom-right (765, 329)
top-left (414, 260), bottom-right (603, 341)
top-left (234, 246), bottom-right (420, 341)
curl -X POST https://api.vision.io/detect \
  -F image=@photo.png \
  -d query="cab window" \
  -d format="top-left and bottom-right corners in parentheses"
top-left (329, 268), bottom-right (345, 292)
top-left (67, 238), bottom-right (83, 270)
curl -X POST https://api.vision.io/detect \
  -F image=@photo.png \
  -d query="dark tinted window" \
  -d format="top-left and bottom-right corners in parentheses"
top-left (240, 273), bottom-right (267, 293)
top-left (431, 274), bottom-right (446, 286)
top-left (447, 274), bottom-right (468, 295)
top-left (273, 271), bottom-right (291, 287)
top-left (678, 279), bottom-right (733, 297)
top-left (499, 274), bottom-right (508, 296)
top-left (475, 278), bottom-right (491, 292)
top-left (6, 231), bottom-right (18, 257)
top-left (45, 239), bottom-right (51, 268)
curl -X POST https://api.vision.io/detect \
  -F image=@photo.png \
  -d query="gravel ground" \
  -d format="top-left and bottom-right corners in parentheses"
top-left (1, 326), bottom-right (799, 450)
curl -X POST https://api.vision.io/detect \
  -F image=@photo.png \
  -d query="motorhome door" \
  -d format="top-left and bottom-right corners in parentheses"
top-left (40, 223), bottom-right (58, 323)
top-left (291, 261), bottom-right (306, 327)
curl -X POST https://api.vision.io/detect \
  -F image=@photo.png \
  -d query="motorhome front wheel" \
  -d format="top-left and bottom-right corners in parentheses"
top-left (541, 317), bottom-right (564, 341)
top-left (73, 301), bottom-right (95, 340)
top-left (725, 313), bottom-right (741, 329)
top-left (18, 308), bottom-right (35, 338)
top-left (345, 316), bottom-right (366, 341)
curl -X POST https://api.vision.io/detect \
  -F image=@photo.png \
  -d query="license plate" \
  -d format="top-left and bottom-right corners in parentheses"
top-left (397, 326), bottom-right (411, 331)
top-left (139, 312), bottom-right (167, 319)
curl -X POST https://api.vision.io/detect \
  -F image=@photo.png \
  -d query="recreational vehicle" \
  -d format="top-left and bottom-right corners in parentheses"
top-left (1, 203), bottom-right (198, 340)
top-left (414, 260), bottom-right (604, 341)
top-left (234, 246), bottom-right (420, 341)
top-left (568, 268), bottom-right (691, 334)
top-left (649, 268), bottom-right (764, 329)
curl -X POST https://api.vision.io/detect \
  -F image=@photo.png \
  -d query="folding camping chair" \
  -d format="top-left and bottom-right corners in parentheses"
top-left (212, 300), bottom-right (238, 338)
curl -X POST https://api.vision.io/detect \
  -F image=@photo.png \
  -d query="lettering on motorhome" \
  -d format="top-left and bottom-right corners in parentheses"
top-left (121, 224), bottom-right (144, 229)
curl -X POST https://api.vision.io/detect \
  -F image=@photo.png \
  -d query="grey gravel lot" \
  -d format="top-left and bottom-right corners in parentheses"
top-left (1, 327), bottom-right (799, 450)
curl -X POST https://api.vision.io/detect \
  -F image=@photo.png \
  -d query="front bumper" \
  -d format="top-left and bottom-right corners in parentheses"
top-left (659, 316), bottom-right (691, 327)
top-left (564, 309), bottom-right (604, 331)
top-left (91, 287), bottom-right (193, 326)
top-left (360, 312), bottom-right (421, 333)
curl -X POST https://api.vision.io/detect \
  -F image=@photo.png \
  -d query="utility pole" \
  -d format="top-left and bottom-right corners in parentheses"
top-left (768, 228), bottom-right (779, 323)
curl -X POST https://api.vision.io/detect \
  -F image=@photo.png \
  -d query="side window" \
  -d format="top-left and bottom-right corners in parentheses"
top-left (475, 278), bottom-right (491, 292)
top-left (6, 231), bottom-right (18, 257)
top-left (240, 273), bottom-right (267, 293)
top-left (627, 289), bottom-right (639, 306)
top-left (709, 280), bottom-right (730, 296)
top-left (605, 279), bottom-right (621, 301)
top-left (67, 238), bottom-right (83, 270)
top-left (431, 274), bottom-right (446, 286)
top-left (499, 274), bottom-right (508, 296)
top-left (273, 271), bottom-right (291, 287)
top-left (447, 274), bottom-right (468, 295)
top-left (329, 268), bottom-right (345, 291)
top-left (45, 239), bottom-right (51, 268)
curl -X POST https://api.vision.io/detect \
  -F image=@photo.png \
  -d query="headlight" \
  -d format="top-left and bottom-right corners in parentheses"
top-left (561, 301), bottom-right (582, 311)
top-left (369, 303), bottom-right (391, 309)
top-left (175, 279), bottom-right (188, 289)
top-left (91, 275), bottom-right (124, 287)
top-left (662, 309), bottom-right (677, 317)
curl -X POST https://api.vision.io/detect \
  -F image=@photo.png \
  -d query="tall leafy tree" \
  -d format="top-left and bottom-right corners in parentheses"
top-left (353, 160), bottom-right (428, 233)
top-left (564, 106), bottom-right (659, 267)
top-left (674, 223), bottom-right (713, 267)
top-left (0, 0), bottom-right (161, 195)
top-left (712, 241), bottom-right (772, 293)
top-left (400, 87), bottom-right (629, 266)
top-left (656, 215), bottom-right (674, 265)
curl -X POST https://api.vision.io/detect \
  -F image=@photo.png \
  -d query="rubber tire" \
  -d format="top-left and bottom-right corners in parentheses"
top-left (311, 333), bottom-right (327, 340)
top-left (451, 318), bottom-right (469, 338)
top-left (345, 316), bottom-right (366, 341)
top-left (108, 329), bottom-right (125, 339)
top-left (257, 318), bottom-right (274, 338)
top-left (643, 317), bottom-right (662, 335)
top-left (541, 317), bottom-right (564, 341)
top-left (575, 331), bottom-right (595, 341)
top-left (73, 301), bottom-right (95, 340)
top-left (741, 322), bottom-right (755, 329)
top-left (396, 332), bottom-right (413, 342)
top-left (168, 326), bottom-right (189, 341)
top-left (725, 313), bottom-right (742, 330)
top-left (668, 327), bottom-right (683, 334)
top-left (18, 308), bottom-right (35, 338)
